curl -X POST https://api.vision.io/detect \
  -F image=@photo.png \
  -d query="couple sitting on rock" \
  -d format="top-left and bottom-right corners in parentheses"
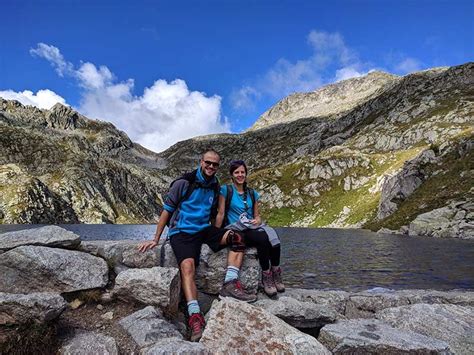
top-left (138, 149), bottom-right (284, 341)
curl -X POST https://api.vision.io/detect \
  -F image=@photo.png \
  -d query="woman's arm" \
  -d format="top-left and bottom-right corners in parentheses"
top-left (250, 200), bottom-right (262, 225)
top-left (215, 195), bottom-right (226, 228)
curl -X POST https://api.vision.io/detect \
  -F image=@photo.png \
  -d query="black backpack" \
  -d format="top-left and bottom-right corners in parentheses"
top-left (223, 184), bottom-right (256, 226)
top-left (165, 170), bottom-right (220, 228)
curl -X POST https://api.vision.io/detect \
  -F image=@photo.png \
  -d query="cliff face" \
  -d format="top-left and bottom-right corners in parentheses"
top-left (0, 99), bottom-right (169, 223)
top-left (1, 63), bottom-right (473, 234)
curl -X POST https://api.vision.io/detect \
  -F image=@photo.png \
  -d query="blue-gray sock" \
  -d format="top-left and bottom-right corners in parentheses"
top-left (224, 266), bottom-right (239, 283)
top-left (187, 300), bottom-right (200, 315)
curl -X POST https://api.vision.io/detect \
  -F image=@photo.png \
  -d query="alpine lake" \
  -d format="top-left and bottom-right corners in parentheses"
top-left (1, 224), bottom-right (473, 292)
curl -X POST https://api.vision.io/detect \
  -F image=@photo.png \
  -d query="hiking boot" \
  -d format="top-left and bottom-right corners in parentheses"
top-left (262, 270), bottom-right (277, 297)
top-left (219, 279), bottom-right (257, 303)
top-left (272, 267), bottom-right (285, 293)
top-left (188, 312), bottom-right (205, 342)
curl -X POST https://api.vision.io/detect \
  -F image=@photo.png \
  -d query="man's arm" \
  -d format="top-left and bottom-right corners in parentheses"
top-left (138, 209), bottom-right (171, 252)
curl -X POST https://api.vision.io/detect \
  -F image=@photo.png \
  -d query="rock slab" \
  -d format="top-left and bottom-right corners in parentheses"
top-left (0, 245), bottom-right (109, 293)
top-left (119, 306), bottom-right (182, 349)
top-left (60, 331), bottom-right (118, 355)
top-left (377, 303), bottom-right (474, 355)
top-left (0, 292), bottom-right (66, 325)
top-left (79, 240), bottom-right (160, 269)
top-left (200, 298), bottom-right (331, 354)
top-left (113, 267), bottom-right (180, 317)
top-left (255, 295), bottom-right (342, 329)
top-left (0, 225), bottom-right (81, 251)
top-left (319, 319), bottom-right (451, 354)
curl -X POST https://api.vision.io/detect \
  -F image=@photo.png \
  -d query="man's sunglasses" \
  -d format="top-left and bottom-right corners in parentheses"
top-left (203, 160), bottom-right (220, 168)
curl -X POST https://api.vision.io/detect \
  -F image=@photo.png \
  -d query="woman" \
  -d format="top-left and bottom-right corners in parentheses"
top-left (216, 160), bottom-right (284, 297)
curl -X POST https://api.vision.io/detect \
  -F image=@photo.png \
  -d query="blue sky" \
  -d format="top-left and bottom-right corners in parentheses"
top-left (1, 0), bottom-right (472, 152)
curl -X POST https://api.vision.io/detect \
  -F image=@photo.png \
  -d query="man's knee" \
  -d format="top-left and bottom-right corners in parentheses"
top-left (180, 258), bottom-right (196, 278)
top-left (225, 230), bottom-right (245, 252)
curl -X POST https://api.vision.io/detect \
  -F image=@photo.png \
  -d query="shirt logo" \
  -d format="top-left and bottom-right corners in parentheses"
top-left (209, 196), bottom-right (214, 204)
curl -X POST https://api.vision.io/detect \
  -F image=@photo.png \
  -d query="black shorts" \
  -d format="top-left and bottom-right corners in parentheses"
top-left (169, 226), bottom-right (228, 267)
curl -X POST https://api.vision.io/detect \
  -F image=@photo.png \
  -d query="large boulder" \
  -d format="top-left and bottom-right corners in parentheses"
top-left (407, 200), bottom-right (474, 239)
top-left (345, 289), bottom-right (474, 318)
top-left (283, 288), bottom-right (350, 315)
top-left (254, 295), bottom-right (342, 329)
top-left (0, 246), bottom-right (109, 293)
top-left (161, 242), bottom-right (260, 294)
top-left (142, 339), bottom-right (210, 355)
top-left (60, 331), bottom-right (118, 355)
top-left (377, 149), bottom-right (436, 219)
top-left (0, 226), bottom-right (80, 251)
top-left (113, 267), bottom-right (180, 317)
top-left (200, 298), bottom-right (331, 354)
top-left (118, 306), bottom-right (182, 350)
top-left (79, 240), bottom-right (160, 271)
top-left (319, 319), bottom-right (451, 354)
top-left (377, 303), bottom-right (474, 355)
top-left (0, 292), bottom-right (66, 325)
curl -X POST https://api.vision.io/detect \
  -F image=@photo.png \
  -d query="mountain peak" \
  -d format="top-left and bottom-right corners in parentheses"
top-left (248, 70), bottom-right (400, 131)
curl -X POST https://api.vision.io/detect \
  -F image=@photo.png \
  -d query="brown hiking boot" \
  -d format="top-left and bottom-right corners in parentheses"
top-left (272, 267), bottom-right (285, 293)
top-left (219, 279), bottom-right (257, 303)
top-left (188, 313), bottom-right (205, 342)
top-left (262, 270), bottom-right (277, 297)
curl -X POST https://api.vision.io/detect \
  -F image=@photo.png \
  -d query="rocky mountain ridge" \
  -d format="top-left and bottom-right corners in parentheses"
top-left (248, 70), bottom-right (400, 131)
top-left (1, 62), bottom-right (473, 237)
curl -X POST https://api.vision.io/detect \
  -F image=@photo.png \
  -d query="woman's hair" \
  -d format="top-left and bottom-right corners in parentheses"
top-left (229, 160), bottom-right (247, 175)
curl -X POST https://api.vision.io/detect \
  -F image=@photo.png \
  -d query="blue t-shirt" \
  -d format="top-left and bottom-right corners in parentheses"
top-left (220, 185), bottom-right (260, 225)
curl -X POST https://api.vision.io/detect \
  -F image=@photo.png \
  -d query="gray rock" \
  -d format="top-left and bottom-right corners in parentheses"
top-left (0, 292), bottom-right (66, 325)
top-left (319, 319), bottom-right (451, 354)
top-left (60, 331), bottom-right (118, 355)
top-left (284, 288), bottom-right (350, 315)
top-left (0, 246), bottom-right (109, 293)
top-left (79, 240), bottom-right (160, 269)
top-left (113, 267), bottom-right (180, 316)
top-left (142, 339), bottom-right (211, 355)
top-left (161, 242), bottom-right (260, 294)
top-left (345, 289), bottom-right (474, 318)
top-left (377, 149), bottom-right (436, 220)
top-left (201, 298), bottom-right (331, 354)
top-left (0, 225), bottom-right (81, 251)
top-left (377, 303), bottom-right (474, 355)
top-left (119, 306), bottom-right (182, 349)
top-left (254, 296), bottom-right (342, 329)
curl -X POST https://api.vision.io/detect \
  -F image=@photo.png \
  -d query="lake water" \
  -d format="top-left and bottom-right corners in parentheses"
top-left (1, 224), bottom-right (473, 292)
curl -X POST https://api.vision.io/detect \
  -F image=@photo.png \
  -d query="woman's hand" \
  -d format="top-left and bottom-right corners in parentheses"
top-left (249, 216), bottom-right (261, 226)
top-left (138, 240), bottom-right (158, 252)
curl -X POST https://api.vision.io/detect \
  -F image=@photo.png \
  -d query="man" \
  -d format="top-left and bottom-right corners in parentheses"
top-left (138, 149), bottom-right (256, 342)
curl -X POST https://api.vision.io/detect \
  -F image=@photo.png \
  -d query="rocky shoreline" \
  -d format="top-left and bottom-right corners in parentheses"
top-left (1, 226), bottom-right (473, 354)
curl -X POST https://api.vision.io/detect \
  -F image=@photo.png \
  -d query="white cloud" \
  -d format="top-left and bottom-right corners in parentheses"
top-left (30, 43), bottom-right (73, 77)
top-left (230, 86), bottom-right (260, 112)
top-left (394, 57), bottom-right (423, 74)
top-left (25, 43), bottom-right (229, 152)
top-left (334, 67), bottom-right (364, 82)
top-left (79, 79), bottom-right (228, 152)
top-left (231, 30), bottom-right (372, 112)
top-left (0, 89), bottom-right (66, 109)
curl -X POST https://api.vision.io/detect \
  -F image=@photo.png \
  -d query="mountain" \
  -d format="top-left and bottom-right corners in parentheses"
top-left (0, 99), bottom-right (169, 223)
top-left (1, 62), bottom-right (473, 238)
top-left (248, 71), bottom-right (399, 131)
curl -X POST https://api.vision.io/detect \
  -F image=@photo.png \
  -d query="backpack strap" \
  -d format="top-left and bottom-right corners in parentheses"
top-left (224, 184), bottom-right (234, 226)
